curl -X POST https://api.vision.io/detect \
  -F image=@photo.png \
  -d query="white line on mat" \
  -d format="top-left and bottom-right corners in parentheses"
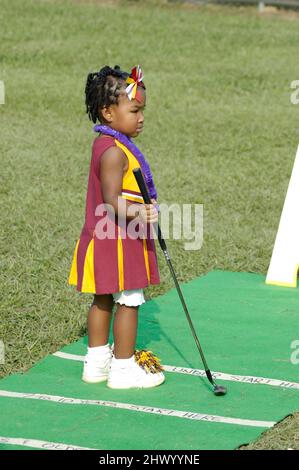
top-left (0, 390), bottom-right (275, 428)
top-left (0, 436), bottom-right (97, 450)
top-left (53, 351), bottom-right (299, 391)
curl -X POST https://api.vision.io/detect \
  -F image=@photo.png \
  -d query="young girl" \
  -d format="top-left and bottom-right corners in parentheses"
top-left (68, 64), bottom-right (165, 389)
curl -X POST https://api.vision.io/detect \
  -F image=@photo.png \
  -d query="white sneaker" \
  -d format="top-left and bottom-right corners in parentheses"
top-left (107, 351), bottom-right (165, 389)
top-left (82, 344), bottom-right (112, 384)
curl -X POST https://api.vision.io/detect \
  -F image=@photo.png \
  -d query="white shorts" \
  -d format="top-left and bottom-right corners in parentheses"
top-left (112, 288), bottom-right (145, 307)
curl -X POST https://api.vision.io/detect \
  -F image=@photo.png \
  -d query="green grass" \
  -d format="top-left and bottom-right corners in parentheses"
top-left (1, 0), bottom-right (299, 449)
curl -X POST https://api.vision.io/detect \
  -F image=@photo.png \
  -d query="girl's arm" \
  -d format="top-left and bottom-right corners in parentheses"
top-left (100, 146), bottom-right (158, 224)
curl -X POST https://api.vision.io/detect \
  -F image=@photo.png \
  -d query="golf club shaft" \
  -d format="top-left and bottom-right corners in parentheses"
top-left (133, 168), bottom-right (215, 387)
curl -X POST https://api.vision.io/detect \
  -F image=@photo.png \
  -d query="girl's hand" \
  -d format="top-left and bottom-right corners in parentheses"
top-left (138, 200), bottom-right (159, 224)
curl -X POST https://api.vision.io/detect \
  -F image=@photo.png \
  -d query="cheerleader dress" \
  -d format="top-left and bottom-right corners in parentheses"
top-left (68, 134), bottom-right (160, 295)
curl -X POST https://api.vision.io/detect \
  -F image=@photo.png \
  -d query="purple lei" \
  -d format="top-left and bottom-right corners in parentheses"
top-left (93, 124), bottom-right (158, 201)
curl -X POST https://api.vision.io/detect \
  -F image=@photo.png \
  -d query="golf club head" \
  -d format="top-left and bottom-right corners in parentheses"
top-left (213, 385), bottom-right (227, 396)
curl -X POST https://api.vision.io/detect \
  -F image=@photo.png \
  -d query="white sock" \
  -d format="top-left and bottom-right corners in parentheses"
top-left (87, 344), bottom-right (110, 357)
top-left (112, 355), bottom-right (135, 367)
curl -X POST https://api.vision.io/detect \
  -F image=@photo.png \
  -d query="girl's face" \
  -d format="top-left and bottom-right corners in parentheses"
top-left (101, 86), bottom-right (146, 138)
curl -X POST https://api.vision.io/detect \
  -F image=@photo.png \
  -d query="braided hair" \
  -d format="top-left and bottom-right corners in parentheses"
top-left (85, 65), bottom-right (144, 124)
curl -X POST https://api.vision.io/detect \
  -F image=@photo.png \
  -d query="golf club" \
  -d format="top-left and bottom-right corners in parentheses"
top-left (133, 167), bottom-right (227, 397)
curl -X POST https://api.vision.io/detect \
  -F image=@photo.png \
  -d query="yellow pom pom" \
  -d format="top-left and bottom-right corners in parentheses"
top-left (134, 349), bottom-right (164, 374)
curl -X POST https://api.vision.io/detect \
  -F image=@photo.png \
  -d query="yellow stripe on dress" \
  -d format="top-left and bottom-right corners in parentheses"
top-left (81, 238), bottom-right (96, 293)
top-left (122, 194), bottom-right (144, 204)
top-left (143, 238), bottom-right (150, 282)
top-left (117, 225), bottom-right (124, 291)
top-left (68, 239), bottom-right (80, 286)
top-left (114, 140), bottom-right (143, 194)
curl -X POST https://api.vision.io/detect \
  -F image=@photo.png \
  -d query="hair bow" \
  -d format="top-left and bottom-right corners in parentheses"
top-left (125, 65), bottom-right (145, 102)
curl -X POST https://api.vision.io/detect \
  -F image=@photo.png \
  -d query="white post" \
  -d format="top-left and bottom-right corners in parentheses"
top-left (0, 340), bottom-right (4, 365)
top-left (0, 80), bottom-right (5, 105)
top-left (258, 1), bottom-right (265, 13)
top-left (266, 145), bottom-right (299, 287)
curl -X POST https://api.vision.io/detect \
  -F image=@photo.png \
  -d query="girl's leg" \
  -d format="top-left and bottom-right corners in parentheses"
top-left (83, 294), bottom-right (114, 383)
top-left (88, 294), bottom-right (114, 347)
top-left (108, 302), bottom-right (165, 389)
top-left (113, 304), bottom-right (139, 358)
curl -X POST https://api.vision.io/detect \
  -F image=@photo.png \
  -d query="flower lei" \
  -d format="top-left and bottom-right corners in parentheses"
top-left (93, 124), bottom-right (158, 201)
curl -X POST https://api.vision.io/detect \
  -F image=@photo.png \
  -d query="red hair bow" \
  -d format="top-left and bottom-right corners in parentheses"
top-left (125, 65), bottom-right (145, 102)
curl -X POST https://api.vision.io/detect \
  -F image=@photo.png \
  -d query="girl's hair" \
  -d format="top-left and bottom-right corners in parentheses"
top-left (85, 64), bottom-right (146, 124)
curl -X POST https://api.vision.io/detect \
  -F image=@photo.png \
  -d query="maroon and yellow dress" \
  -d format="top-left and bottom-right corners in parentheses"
top-left (68, 135), bottom-right (160, 295)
